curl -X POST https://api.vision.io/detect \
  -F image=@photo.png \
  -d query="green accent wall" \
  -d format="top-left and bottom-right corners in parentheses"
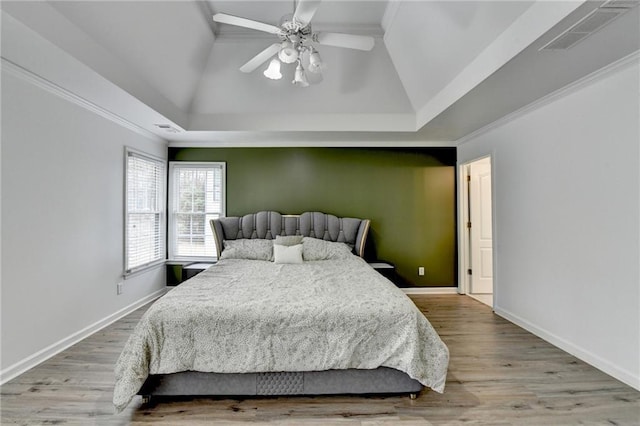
top-left (169, 147), bottom-right (456, 287)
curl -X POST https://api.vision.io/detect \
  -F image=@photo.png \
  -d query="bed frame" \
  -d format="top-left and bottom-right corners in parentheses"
top-left (138, 211), bottom-right (423, 402)
top-left (210, 211), bottom-right (370, 258)
top-left (139, 368), bottom-right (422, 402)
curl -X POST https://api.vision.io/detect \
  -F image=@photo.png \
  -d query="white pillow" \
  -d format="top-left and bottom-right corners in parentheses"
top-left (273, 243), bottom-right (303, 264)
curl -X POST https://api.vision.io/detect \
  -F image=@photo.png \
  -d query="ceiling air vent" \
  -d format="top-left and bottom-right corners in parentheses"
top-left (601, 0), bottom-right (639, 9)
top-left (154, 124), bottom-right (181, 133)
top-left (540, 0), bottom-right (638, 50)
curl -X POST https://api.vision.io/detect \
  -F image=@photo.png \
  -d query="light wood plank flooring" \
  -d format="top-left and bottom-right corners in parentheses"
top-left (1, 294), bottom-right (638, 425)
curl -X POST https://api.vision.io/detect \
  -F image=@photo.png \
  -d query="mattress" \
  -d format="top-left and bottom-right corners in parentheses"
top-left (113, 254), bottom-right (449, 412)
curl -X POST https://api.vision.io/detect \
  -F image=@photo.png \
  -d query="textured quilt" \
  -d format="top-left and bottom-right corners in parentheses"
top-left (113, 256), bottom-right (449, 411)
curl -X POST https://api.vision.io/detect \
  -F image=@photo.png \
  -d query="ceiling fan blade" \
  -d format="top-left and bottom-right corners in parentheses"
top-left (315, 32), bottom-right (375, 51)
top-left (293, 0), bottom-right (322, 26)
top-left (239, 43), bottom-right (281, 73)
top-left (213, 13), bottom-right (281, 34)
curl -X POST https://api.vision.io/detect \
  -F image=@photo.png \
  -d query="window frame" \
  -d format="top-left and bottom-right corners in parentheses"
top-left (123, 147), bottom-right (167, 276)
top-left (168, 161), bottom-right (226, 262)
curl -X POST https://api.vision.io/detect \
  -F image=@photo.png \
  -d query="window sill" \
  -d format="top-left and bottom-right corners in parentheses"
top-left (123, 259), bottom-right (166, 280)
top-left (168, 257), bottom-right (218, 263)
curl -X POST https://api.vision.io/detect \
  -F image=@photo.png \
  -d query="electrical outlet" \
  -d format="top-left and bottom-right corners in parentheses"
top-left (418, 267), bottom-right (425, 276)
top-left (117, 282), bottom-right (123, 295)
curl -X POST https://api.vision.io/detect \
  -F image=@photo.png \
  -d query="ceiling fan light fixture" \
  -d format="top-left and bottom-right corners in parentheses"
top-left (278, 40), bottom-right (299, 63)
top-left (213, 3), bottom-right (375, 88)
top-left (293, 62), bottom-right (309, 87)
top-left (263, 58), bottom-right (283, 80)
top-left (308, 48), bottom-right (323, 73)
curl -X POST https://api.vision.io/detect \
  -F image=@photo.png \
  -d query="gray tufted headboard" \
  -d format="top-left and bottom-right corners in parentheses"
top-left (210, 211), bottom-right (370, 258)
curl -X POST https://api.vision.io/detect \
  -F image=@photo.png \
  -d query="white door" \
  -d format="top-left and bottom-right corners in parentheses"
top-left (469, 158), bottom-right (493, 295)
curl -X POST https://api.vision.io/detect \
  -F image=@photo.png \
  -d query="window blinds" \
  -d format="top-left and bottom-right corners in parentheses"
top-left (169, 162), bottom-right (225, 260)
top-left (125, 150), bottom-right (165, 273)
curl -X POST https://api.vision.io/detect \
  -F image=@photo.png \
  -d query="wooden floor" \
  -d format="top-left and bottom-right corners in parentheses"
top-left (1, 294), bottom-right (638, 425)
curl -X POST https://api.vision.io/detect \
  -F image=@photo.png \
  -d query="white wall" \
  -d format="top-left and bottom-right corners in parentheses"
top-left (0, 66), bottom-right (167, 381)
top-left (458, 56), bottom-right (640, 390)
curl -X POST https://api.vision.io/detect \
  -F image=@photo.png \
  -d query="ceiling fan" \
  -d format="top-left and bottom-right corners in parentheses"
top-left (212, 0), bottom-right (375, 87)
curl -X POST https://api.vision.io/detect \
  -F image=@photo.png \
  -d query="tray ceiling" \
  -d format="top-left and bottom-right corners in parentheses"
top-left (1, 0), bottom-right (638, 143)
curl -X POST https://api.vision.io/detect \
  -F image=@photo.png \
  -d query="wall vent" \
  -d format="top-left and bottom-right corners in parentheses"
top-left (154, 124), bottom-right (181, 133)
top-left (540, 0), bottom-right (638, 50)
top-left (601, 0), bottom-right (639, 9)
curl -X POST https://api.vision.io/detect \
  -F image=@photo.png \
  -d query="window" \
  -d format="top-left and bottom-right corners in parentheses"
top-left (168, 162), bottom-right (225, 260)
top-left (125, 149), bottom-right (166, 274)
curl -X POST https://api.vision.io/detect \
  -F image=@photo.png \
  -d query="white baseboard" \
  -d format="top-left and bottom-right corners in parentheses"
top-left (494, 306), bottom-right (640, 392)
top-left (467, 293), bottom-right (493, 308)
top-left (402, 287), bottom-right (460, 295)
top-left (0, 288), bottom-right (166, 385)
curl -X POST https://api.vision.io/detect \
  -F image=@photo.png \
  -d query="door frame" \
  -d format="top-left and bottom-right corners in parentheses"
top-left (457, 155), bottom-right (496, 303)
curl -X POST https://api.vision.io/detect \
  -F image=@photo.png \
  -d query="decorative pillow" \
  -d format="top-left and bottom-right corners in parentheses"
top-left (273, 243), bottom-right (303, 264)
top-left (274, 235), bottom-right (304, 246)
top-left (220, 239), bottom-right (273, 261)
top-left (302, 237), bottom-right (353, 261)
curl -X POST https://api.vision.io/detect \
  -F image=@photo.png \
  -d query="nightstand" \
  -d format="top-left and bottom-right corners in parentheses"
top-left (166, 261), bottom-right (190, 286)
top-left (166, 261), bottom-right (215, 286)
top-left (182, 262), bottom-right (215, 281)
top-left (369, 261), bottom-right (397, 285)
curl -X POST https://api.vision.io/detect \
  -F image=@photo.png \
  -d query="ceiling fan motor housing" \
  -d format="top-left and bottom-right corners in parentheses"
top-left (278, 17), bottom-right (312, 43)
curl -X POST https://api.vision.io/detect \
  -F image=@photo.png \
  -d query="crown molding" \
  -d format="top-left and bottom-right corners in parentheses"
top-left (1, 57), bottom-right (166, 144)
top-left (168, 138), bottom-right (455, 148)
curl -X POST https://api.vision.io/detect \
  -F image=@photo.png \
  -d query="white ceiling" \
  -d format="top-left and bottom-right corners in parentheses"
top-left (1, 0), bottom-right (638, 144)
top-left (208, 1), bottom-right (389, 30)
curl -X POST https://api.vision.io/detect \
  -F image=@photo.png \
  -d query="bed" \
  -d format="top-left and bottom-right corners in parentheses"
top-left (113, 211), bottom-right (449, 412)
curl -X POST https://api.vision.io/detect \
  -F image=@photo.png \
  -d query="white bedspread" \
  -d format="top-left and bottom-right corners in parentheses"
top-left (113, 256), bottom-right (449, 411)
